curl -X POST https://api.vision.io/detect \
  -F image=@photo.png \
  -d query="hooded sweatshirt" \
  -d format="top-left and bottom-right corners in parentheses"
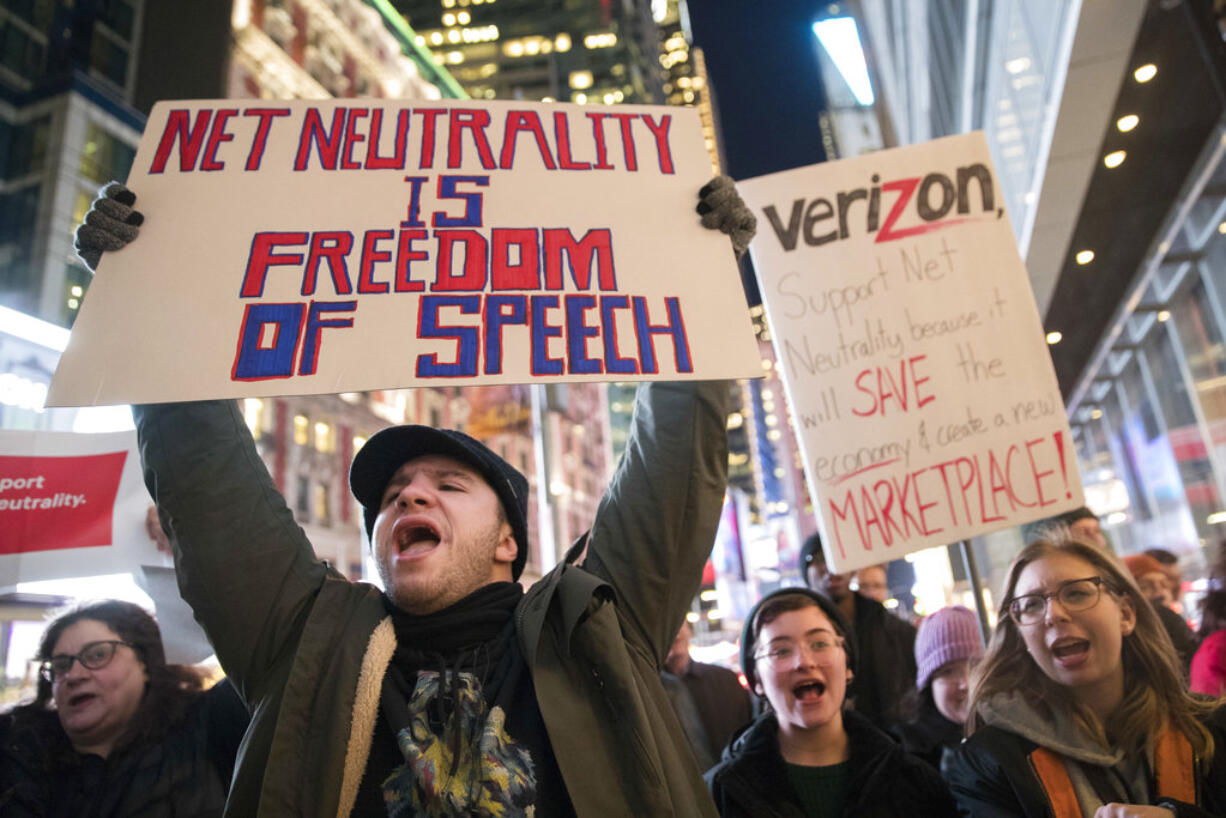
top-left (946, 690), bottom-right (1226, 818)
top-left (977, 691), bottom-right (1153, 813)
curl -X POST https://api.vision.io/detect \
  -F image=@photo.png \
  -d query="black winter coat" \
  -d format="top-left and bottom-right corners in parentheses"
top-left (850, 593), bottom-right (918, 731)
top-left (0, 680), bottom-right (248, 818)
top-left (893, 704), bottom-right (963, 773)
top-left (945, 719), bottom-right (1226, 818)
top-left (704, 709), bottom-right (957, 817)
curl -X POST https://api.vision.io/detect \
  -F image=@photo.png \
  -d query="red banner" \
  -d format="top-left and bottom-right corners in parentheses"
top-left (0, 451), bottom-right (129, 555)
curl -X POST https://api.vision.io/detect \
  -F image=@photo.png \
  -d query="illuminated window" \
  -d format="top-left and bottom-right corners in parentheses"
top-left (244, 398), bottom-right (265, 439)
top-left (293, 414), bottom-right (309, 446)
top-left (583, 33), bottom-right (617, 49)
top-left (73, 191), bottom-right (93, 229)
top-left (314, 482), bottom-right (331, 526)
top-left (314, 421), bottom-right (334, 452)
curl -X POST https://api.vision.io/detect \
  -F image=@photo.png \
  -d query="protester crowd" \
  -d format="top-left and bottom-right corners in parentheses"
top-left (4, 180), bottom-right (1226, 817)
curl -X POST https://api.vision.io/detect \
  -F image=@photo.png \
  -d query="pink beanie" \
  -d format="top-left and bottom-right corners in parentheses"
top-left (915, 606), bottom-right (983, 691)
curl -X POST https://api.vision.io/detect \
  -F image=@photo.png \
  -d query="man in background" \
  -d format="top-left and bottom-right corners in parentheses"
top-left (801, 533), bottom-right (916, 731)
top-left (855, 563), bottom-right (890, 603)
top-left (664, 620), bottom-right (753, 765)
top-left (1125, 553), bottom-right (1198, 672)
top-left (1022, 506), bottom-right (1110, 551)
top-left (1145, 547), bottom-right (1185, 609)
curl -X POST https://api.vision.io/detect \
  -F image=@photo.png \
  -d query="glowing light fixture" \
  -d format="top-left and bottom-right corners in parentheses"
top-left (813, 17), bottom-right (875, 105)
top-left (1005, 57), bottom-right (1031, 75)
top-left (1075, 249), bottom-right (1095, 265)
top-left (1208, 511), bottom-right (1226, 525)
top-left (1158, 310), bottom-right (1171, 322)
top-left (1104, 150), bottom-right (1126, 169)
top-left (1116, 114), bottom-right (1139, 132)
top-left (0, 304), bottom-right (70, 351)
top-left (1134, 63), bottom-right (1157, 83)
top-left (1046, 331), bottom-right (1063, 345)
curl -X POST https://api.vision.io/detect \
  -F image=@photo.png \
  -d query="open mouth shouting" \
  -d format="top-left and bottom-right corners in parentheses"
top-left (793, 678), bottom-right (827, 704)
top-left (1049, 636), bottom-right (1091, 668)
top-left (391, 516), bottom-right (442, 560)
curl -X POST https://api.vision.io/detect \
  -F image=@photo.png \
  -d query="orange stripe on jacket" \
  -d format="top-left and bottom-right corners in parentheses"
top-left (1155, 727), bottom-right (1196, 803)
top-left (1029, 747), bottom-right (1081, 818)
top-left (1028, 727), bottom-right (1196, 817)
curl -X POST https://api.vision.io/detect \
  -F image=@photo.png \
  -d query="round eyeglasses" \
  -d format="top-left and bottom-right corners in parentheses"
top-left (755, 636), bottom-right (845, 669)
top-left (1007, 576), bottom-right (1111, 626)
top-left (39, 640), bottom-right (132, 682)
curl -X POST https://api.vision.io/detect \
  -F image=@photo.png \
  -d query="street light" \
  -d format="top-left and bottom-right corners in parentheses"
top-left (813, 17), bottom-right (875, 106)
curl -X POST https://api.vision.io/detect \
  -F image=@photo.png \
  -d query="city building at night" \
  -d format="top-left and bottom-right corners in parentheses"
top-left (1, 0), bottom-right (144, 329)
top-left (391, 0), bottom-right (663, 104)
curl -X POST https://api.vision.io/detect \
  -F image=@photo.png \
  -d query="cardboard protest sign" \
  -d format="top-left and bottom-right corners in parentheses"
top-left (740, 132), bottom-right (1083, 573)
top-left (47, 99), bottom-right (761, 407)
top-left (0, 429), bottom-right (158, 587)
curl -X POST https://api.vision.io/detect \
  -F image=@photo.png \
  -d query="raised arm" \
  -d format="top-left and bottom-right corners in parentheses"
top-left (579, 177), bottom-right (751, 663)
top-left (74, 184), bottom-right (332, 701)
top-left (135, 400), bottom-right (331, 701)
top-left (582, 379), bottom-right (731, 662)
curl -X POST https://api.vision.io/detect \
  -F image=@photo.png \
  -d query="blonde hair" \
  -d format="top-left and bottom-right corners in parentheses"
top-left (968, 536), bottom-right (1217, 765)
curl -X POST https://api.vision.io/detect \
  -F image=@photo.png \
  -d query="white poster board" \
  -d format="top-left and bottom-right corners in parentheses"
top-left (48, 99), bottom-right (761, 407)
top-left (0, 429), bottom-right (158, 587)
top-left (740, 132), bottom-right (1083, 573)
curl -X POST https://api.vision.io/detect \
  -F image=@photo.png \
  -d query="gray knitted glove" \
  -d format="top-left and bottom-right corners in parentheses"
top-left (74, 182), bottom-right (143, 272)
top-left (697, 175), bottom-right (756, 258)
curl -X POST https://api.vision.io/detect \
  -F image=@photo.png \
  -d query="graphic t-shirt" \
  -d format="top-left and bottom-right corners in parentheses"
top-left (352, 583), bottom-right (574, 817)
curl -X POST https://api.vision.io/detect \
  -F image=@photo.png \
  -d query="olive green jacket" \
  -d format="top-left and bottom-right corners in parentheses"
top-left (134, 379), bottom-right (727, 817)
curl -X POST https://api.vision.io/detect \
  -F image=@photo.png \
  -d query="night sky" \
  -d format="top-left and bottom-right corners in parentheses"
top-left (687, 1), bottom-right (831, 182)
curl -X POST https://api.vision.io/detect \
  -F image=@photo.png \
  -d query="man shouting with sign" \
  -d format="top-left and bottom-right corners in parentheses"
top-left (74, 177), bottom-right (755, 817)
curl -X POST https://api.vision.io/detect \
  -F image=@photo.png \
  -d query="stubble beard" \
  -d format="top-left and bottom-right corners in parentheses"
top-left (380, 516), bottom-right (506, 615)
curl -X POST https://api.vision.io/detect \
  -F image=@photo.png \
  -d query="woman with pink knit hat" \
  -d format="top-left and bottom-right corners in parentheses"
top-left (894, 606), bottom-right (983, 772)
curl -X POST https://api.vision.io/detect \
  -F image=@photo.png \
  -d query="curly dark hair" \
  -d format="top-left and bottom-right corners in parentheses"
top-left (8, 600), bottom-right (205, 760)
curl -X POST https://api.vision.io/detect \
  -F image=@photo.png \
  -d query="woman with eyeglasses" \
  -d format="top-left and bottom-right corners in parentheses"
top-left (0, 600), bottom-right (248, 817)
top-left (705, 587), bottom-right (955, 817)
top-left (946, 536), bottom-right (1226, 817)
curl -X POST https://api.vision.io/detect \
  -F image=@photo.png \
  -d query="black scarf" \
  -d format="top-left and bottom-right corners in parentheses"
top-left (379, 581), bottom-right (524, 727)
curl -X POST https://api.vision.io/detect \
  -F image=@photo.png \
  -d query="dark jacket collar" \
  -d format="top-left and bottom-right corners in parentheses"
top-left (711, 708), bottom-right (906, 813)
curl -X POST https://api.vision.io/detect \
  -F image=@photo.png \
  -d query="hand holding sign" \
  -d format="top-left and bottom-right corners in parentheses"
top-left (740, 133), bottom-right (1083, 573)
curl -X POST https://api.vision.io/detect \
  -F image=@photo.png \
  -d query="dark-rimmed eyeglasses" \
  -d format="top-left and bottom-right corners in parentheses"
top-left (39, 640), bottom-right (132, 682)
top-left (1007, 576), bottom-right (1111, 626)
top-left (755, 636), bottom-right (845, 669)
